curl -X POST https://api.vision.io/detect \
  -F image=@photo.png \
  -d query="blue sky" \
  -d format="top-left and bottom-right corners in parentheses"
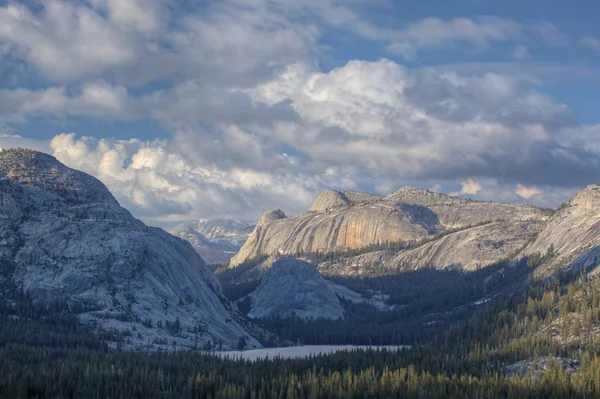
top-left (0, 0), bottom-right (599, 225)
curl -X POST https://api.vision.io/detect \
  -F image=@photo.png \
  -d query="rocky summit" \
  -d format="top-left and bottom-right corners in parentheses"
top-left (229, 187), bottom-right (549, 274)
top-left (0, 149), bottom-right (258, 351)
top-left (173, 219), bottom-right (254, 265)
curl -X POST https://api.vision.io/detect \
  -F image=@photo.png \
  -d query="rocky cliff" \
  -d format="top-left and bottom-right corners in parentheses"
top-left (318, 219), bottom-right (544, 275)
top-left (173, 219), bottom-right (254, 265)
top-left (230, 187), bottom-right (549, 272)
top-left (0, 149), bottom-right (258, 351)
top-left (522, 185), bottom-right (600, 278)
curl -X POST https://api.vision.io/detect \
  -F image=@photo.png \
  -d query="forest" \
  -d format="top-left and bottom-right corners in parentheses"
top-left (3, 247), bottom-right (600, 397)
top-left (2, 269), bottom-right (600, 397)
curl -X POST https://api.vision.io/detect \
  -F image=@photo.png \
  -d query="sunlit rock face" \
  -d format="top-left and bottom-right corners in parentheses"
top-left (523, 185), bottom-right (600, 278)
top-left (0, 149), bottom-right (259, 351)
top-left (230, 186), bottom-right (549, 274)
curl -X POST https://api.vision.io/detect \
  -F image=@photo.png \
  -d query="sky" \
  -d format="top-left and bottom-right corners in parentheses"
top-left (0, 0), bottom-right (599, 226)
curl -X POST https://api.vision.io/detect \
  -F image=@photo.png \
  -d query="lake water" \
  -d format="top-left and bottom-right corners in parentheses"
top-left (205, 345), bottom-right (407, 361)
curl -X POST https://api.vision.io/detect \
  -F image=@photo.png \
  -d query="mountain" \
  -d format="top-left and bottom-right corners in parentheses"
top-left (246, 258), bottom-right (347, 320)
top-left (0, 148), bottom-right (259, 351)
top-left (229, 187), bottom-right (549, 274)
top-left (173, 219), bottom-right (254, 265)
top-left (522, 185), bottom-right (600, 278)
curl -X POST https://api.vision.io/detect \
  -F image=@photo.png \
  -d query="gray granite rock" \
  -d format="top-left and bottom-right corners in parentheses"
top-left (0, 148), bottom-right (259, 351)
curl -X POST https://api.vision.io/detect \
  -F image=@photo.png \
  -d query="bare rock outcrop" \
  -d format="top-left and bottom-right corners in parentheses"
top-left (319, 219), bottom-right (544, 275)
top-left (230, 201), bottom-right (442, 267)
top-left (230, 186), bottom-right (549, 272)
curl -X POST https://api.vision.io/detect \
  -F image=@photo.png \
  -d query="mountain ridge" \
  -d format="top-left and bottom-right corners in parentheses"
top-left (229, 186), bottom-right (550, 272)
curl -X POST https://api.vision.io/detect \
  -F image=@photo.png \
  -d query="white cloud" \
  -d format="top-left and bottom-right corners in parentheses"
top-left (47, 133), bottom-right (323, 224)
top-left (460, 178), bottom-right (483, 195)
top-left (516, 183), bottom-right (541, 199)
top-left (249, 59), bottom-right (579, 186)
top-left (0, 82), bottom-right (136, 122)
top-left (0, 1), bottom-right (139, 80)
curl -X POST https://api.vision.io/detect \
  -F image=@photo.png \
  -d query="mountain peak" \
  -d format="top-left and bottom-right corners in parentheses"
top-left (0, 148), bottom-right (116, 205)
top-left (570, 184), bottom-right (600, 209)
top-left (257, 209), bottom-right (287, 227)
top-left (308, 189), bottom-right (382, 213)
top-left (309, 189), bottom-right (351, 212)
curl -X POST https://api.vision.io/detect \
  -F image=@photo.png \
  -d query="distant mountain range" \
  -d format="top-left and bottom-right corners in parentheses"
top-left (172, 219), bottom-right (254, 265)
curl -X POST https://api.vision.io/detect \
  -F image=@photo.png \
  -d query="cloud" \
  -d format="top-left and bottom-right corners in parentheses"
top-left (46, 133), bottom-right (327, 224)
top-left (581, 36), bottom-right (600, 51)
top-left (381, 17), bottom-right (521, 58)
top-left (0, 82), bottom-right (137, 122)
top-left (0, 1), bottom-right (598, 224)
top-left (0, 1), bottom-right (141, 80)
top-left (460, 178), bottom-right (483, 195)
top-left (249, 59), bottom-right (592, 189)
top-left (529, 21), bottom-right (569, 46)
top-left (0, 0), bottom-right (322, 86)
top-left (516, 183), bottom-right (541, 199)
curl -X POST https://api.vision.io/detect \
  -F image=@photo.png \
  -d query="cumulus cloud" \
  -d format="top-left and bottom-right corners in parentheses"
top-left (248, 58), bottom-right (593, 189)
top-left (516, 183), bottom-right (541, 199)
top-left (46, 133), bottom-right (326, 224)
top-left (0, 0), bottom-right (321, 86)
top-left (460, 178), bottom-right (483, 195)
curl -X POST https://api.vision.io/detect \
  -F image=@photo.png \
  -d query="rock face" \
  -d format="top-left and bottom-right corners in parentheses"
top-left (0, 149), bottom-right (259, 350)
top-left (247, 258), bottom-right (346, 320)
top-left (173, 219), bottom-right (254, 265)
top-left (319, 219), bottom-right (544, 275)
top-left (230, 187), bottom-right (549, 272)
top-left (523, 185), bottom-right (600, 278)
